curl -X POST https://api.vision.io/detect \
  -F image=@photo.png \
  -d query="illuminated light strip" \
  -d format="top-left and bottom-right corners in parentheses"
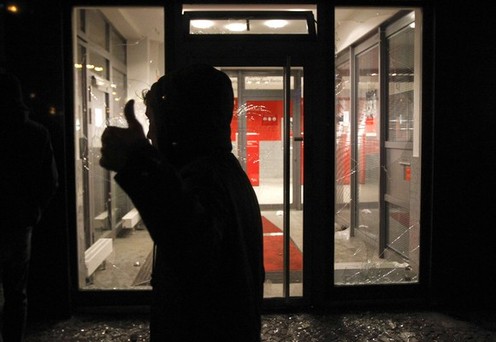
top-left (263, 232), bottom-right (284, 237)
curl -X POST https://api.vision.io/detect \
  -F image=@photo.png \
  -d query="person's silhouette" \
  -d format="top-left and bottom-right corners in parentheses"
top-left (0, 72), bottom-right (58, 342)
top-left (100, 64), bottom-right (264, 341)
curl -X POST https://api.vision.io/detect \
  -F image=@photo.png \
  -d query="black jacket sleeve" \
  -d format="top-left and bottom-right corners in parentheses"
top-left (114, 145), bottom-right (225, 278)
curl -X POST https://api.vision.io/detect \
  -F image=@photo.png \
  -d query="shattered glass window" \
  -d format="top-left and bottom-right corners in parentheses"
top-left (73, 7), bottom-right (164, 290)
top-left (334, 9), bottom-right (421, 285)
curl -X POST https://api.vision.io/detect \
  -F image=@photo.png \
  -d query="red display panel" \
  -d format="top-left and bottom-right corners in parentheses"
top-left (247, 100), bottom-right (282, 141)
top-left (230, 99), bottom-right (304, 187)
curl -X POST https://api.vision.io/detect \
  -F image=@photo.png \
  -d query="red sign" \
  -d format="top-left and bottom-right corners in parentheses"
top-left (405, 166), bottom-right (411, 181)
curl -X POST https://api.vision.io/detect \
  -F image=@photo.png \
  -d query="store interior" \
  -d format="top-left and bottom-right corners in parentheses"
top-left (74, 5), bottom-right (421, 298)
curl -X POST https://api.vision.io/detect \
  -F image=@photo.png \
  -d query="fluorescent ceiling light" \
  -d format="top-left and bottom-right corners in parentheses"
top-left (225, 22), bottom-right (247, 32)
top-left (264, 19), bottom-right (288, 29)
top-left (191, 20), bottom-right (214, 29)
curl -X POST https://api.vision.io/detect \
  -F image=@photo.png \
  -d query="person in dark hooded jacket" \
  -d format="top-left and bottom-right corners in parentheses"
top-left (0, 72), bottom-right (58, 342)
top-left (100, 64), bottom-right (265, 341)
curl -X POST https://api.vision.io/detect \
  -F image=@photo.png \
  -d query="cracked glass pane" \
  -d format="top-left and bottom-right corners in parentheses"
top-left (73, 7), bottom-right (164, 290)
top-left (222, 68), bottom-right (304, 298)
top-left (334, 8), bottom-right (421, 285)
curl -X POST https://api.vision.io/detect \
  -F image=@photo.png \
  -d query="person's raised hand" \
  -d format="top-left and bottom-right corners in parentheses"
top-left (100, 100), bottom-right (149, 172)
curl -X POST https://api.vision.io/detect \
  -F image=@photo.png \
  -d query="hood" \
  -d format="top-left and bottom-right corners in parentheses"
top-left (147, 64), bottom-right (234, 166)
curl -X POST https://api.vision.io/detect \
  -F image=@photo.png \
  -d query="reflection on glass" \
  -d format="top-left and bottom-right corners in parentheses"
top-left (388, 28), bottom-right (414, 143)
top-left (73, 7), bottom-right (164, 290)
top-left (385, 22), bottom-right (419, 282)
top-left (335, 60), bottom-right (351, 236)
top-left (356, 45), bottom-right (381, 265)
top-left (334, 9), bottom-right (421, 285)
top-left (88, 51), bottom-right (109, 79)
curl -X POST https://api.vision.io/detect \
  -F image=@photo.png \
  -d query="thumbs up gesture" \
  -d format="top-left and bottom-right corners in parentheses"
top-left (100, 99), bottom-right (149, 172)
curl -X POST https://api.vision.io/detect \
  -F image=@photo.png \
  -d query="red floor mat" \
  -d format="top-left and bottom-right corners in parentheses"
top-left (262, 216), bottom-right (302, 272)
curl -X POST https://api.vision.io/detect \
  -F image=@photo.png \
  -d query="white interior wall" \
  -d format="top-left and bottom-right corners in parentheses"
top-left (127, 39), bottom-right (152, 131)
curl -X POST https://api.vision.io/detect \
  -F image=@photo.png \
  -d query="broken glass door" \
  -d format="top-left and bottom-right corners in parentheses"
top-left (334, 8), bottom-right (422, 285)
top-left (73, 6), bottom-right (163, 290)
top-left (221, 67), bottom-right (304, 298)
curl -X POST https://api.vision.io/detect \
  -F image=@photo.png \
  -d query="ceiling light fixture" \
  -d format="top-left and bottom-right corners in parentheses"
top-left (225, 22), bottom-right (247, 32)
top-left (264, 19), bottom-right (288, 29)
top-left (191, 20), bottom-right (215, 29)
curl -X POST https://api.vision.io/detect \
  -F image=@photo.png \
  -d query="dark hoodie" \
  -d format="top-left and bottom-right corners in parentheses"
top-left (145, 63), bottom-right (234, 166)
top-left (0, 73), bottom-right (58, 229)
top-left (115, 65), bottom-right (265, 341)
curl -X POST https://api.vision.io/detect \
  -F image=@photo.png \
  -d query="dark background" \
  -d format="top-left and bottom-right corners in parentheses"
top-left (1, 0), bottom-right (495, 317)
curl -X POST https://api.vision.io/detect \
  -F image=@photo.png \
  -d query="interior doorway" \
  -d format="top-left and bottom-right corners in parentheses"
top-left (221, 67), bottom-right (304, 298)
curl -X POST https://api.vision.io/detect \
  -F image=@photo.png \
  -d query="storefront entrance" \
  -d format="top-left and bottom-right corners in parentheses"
top-left (71, 4), bottom-right (425, 309)
top-left (72, 6), bottom-right (308, 300)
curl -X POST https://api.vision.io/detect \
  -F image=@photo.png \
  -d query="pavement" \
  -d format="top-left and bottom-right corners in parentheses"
top-left (24, 309), bottom-right (496, 341)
